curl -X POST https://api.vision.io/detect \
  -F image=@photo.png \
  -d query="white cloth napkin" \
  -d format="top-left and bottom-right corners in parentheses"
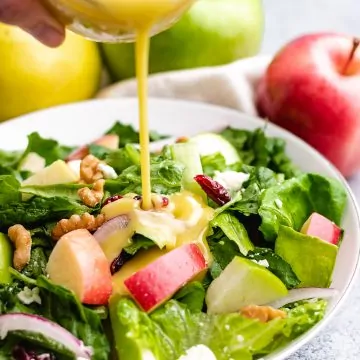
top-left (96, 55), bottom-right (272, 117)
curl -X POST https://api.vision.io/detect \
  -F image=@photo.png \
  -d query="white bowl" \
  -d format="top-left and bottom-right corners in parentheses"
top-left (0, 98), bottom-right (359, 360)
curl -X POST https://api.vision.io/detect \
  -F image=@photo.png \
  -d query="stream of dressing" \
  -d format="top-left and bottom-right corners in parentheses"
top-left (51, 0), bottom-right (194, 208)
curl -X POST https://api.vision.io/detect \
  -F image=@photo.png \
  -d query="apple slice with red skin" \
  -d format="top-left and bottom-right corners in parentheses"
top-left (66, 134), bottom-right (119, 161)
top-left (46, 229), bottom-right (112, 305)
top-left (301, 212), bottom-right (342, 245)
top-left (124, 243), bottom-right (207, 312)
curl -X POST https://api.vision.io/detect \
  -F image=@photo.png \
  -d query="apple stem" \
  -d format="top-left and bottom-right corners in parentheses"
top-left (343, 38), bottom-right (360, 74)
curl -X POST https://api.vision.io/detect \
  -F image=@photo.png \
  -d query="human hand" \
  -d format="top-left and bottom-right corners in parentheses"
top-left (0, 0), bottom-right (65, 47)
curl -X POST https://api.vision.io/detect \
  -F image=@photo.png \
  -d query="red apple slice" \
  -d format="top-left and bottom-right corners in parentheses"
top-left (301, 212), bottom-right (342, 245)
top-left (66, 134), bottom-right (119, 161)
top-left (46, 229), bottom-right (112, 305)
top-left (124, 243), bottom-right (207, 312)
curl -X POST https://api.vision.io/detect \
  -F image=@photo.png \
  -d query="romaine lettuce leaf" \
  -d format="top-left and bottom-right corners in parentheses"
top-left (105, 121), bottom-right (167, 147)
top-left (173, 282), bottom-right (206, 312)
top-left (105, 144), bottom-right (141, 173)
top-left (110, 297), bottom-right (327, 360)
top-left (229, 166), bottom-right (283, 216)
top-left (124, 234), bottom-right (155, 256)
top-left (0, 273), bottom-right (110, 360)
top-left (220, 127), bottom-right (301, 179)
top-left (0, 175), bottom-right (21, 203)
top-left (0, 196), bottom-right (90, 230)
top-left (19, 133), bottom-right (73, 166)
top-left (105, 159), bottom-right (184, 196)
top-left (259, 173), bottom-right (347, 242)
top-left (247, 248), bottom-right (300, 289)
top-left (211, 212), bottom-right (254, 256)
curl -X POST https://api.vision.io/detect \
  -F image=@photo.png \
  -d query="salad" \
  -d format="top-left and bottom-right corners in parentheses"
top-left (0, 122), bottom-right (346, 360)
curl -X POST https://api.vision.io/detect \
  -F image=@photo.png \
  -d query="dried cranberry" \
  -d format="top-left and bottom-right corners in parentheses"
top-left (110, 251), bottom-right (133, 275)
top-left (194, 174), bottom-right (231, 206)
top-left (162, 197), bottom-right (169, 207)
top-left (103, 195), bottom-right (123, 207)
top-left (134, 195), bottom-right (142, 201)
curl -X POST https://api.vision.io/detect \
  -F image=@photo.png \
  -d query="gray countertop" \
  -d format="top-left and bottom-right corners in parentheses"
top-left (262, 1), bottom-right (360, 358)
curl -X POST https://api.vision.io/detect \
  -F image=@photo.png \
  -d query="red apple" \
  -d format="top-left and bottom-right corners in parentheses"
top-left (301, 212), bottom-right (342, 245)
top-left (46, 229), bottom-right (112, 305)
top-left (66, 134), bottom-right (119, 161)
top-left (256, 33), bottom-right (360, 177)
top-left (124, 243), bottom-right (207, 312)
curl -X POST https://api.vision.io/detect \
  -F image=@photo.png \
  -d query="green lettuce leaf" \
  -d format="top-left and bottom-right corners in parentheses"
top-left (173, 282), bottom-right (205, 312)
top-left (19, 133), bottom-right (73, 166)
top-left (0, 273), bottom-right (110, 360)
top-left (0, 150), bottom-right (22, 177)
top-left (105, 145), bottom-right (141, 173)
top-left (20, 183), bottom-right (85, 201)
top-left (124, 234), bottom-right (155, 256)
top-left (211, 212), bottom-right (254, 256)
top-left (220, 127), bottom-right (301, 179)
top-left (247, 248), bottom-right (300, 289)
top-left (106, 159), bottom-right (184, 196)
top-left (0, 175), bottom-right (21, 203)
top-left (105, 122), bottom-right (167, 147)
top-left (230, 166), bottom-right (283, 216)
top-left (110, 297), bottom-right (327, 360)
top-left (0, 196), bottom-right (90, 230)
top-left (259, 173), bottom-right (347, 242)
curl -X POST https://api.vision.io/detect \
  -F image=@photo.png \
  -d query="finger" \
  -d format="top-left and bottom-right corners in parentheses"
top-left (0, 0), bottom-right (65, 47)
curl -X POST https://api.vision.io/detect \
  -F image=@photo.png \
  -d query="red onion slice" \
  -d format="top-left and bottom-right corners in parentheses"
top-left (0, 313), bottom-right (92, 359)
top-left (267, 288), bottom-right (339, 309)
top-left (93, 215), bottom-right (130, 244)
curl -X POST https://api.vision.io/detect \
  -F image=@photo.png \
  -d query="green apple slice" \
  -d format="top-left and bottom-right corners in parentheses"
top-left (206, 257), bottom-right (288, 314)
top-left (189, 133), bottom-right (240, 165)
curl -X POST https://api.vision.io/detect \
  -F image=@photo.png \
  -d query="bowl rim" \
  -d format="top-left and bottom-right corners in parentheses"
top-left (1, 97), bottom-right (359, 359)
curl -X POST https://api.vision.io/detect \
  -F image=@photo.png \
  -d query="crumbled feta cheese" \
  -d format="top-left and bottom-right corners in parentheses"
top-left (98, 163), bottom-right (118, 179)
top-left (178, 345), bottom-right (217, 360)
top-left (214, 171), bottom-right (250, 194)
top-left (17, 286), bottom-right (41, 305)
top-left (67, 160), bottom-right (82, 178)
top-left (274, 198), bottom-right (283, 209)
top-left (251, 259), bottom-right (270, 268)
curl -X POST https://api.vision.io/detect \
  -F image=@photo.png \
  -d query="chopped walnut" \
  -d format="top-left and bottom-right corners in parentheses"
top-left (78, 179), bottom-right (105, 207)
top-left (8, 224), bottom-right (32, 271)
top-left (80, 155), bottom-right (103, 184)
top-left (240, 305), bottom-right (287, 323)
top-left (52, 213), bottom-right (105, 240)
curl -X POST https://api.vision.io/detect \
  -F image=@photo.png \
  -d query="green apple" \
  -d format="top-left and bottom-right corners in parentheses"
top-left (101, 0), bottom-right (264, 81)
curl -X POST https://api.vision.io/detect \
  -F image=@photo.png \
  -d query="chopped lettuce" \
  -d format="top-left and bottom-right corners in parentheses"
top-left (247, 248), bottom-right (300, 289)
top-left (211, 212), bottom-right (254, 256)
top-left (173, 282), bottom-right (206, 312)
top-left (105, 121), bottom-right (168, 147)
top-left (230, 166), bottom-right (283, 216)
top-left (19, 133), bottom-right (73, 166)
top-left (220, 127), bottom-right (301, 179)
top-left (105, 159), bottom-right (184, 196)
top-left (0, 195), bottom-right (90, 230)
top-left (0, 272), bottom-right (110, 359)
top-left (124, 234), bottom-right (155, 256)
top-left (259, 173), bottom-right (347, 242)
top-left (110, 297), bottom-right (327, 360)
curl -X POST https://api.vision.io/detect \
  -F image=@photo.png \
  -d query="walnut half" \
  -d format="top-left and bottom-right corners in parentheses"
top-left (78, 179), bottom-right (105, 207)
top-left (52, 213), bottom-right (105, 240)
top-left (240, 305), bottom-right (287, 323)
top-left (8, 224), bottom-right (32, 271)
